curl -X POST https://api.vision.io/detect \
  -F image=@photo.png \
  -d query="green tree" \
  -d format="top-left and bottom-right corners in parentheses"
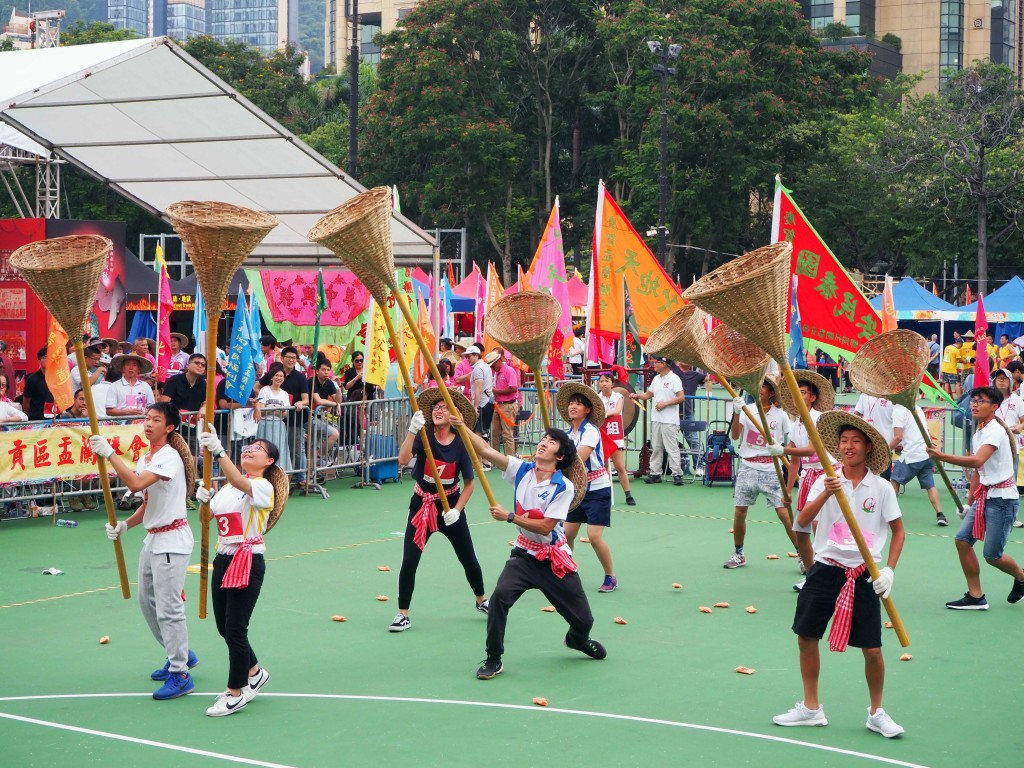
top-left (61, 20), bottom-right (138, 45)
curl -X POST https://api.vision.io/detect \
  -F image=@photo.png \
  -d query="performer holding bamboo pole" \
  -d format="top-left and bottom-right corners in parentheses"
top-left (166, 202), bottom-right (278, 619)
top-left (684, 241), bottom-right (910, 647)
top-left (11, 235), bottom-right (130, 599)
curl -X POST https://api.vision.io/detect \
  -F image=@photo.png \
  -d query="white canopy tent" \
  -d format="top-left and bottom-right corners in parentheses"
top-left (0, 37), bottom-right (436, 264)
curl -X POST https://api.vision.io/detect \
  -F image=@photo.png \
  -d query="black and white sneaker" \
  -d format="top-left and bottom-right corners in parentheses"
top-left (476, 599), bottom-right (489, 614)
top-left (1009, 579), bottom-right (1024, 604)
top-left (476, 657), bottom-right (503, 679)
top-left (243, 667), bottom-right (271, 703)
top-left (206, 691), bottom-right (247, 717)
top-left (564, 632), bottom-right (607, 659)
top-left (388, 614), bottom-right (411, 632)
top-left (945, 593), bottom-right (989, 610)
top-left (936, 513), bottom-right (949, 527)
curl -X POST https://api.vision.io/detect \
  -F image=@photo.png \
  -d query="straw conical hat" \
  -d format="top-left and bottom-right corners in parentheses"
top-left (850, 330), bottom-right (930, 409)
top-left (645, 304), bottom-right (706, 369)
top-left (166, 202), bottom-right (278, 314)
top-left (700, 324), bottom-right (770, 395)
top-left (555, 382), bottom-right (606, 428)
top-left (683, 242), bottom-right (792, 362)
top-left (817, 411), bottom-right (892, 476)
top-left (777, 369), bottom-right (836, 416)
top-left (10, 235), bottom-right (111, 336)
top-left (307, 187), bottom-right (395, 301)
top-left (486, 292), bottom-right (561, 369)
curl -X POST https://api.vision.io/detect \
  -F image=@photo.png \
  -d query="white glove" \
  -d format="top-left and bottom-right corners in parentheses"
top-left (407, 410), bottom-right (426, 435)
top-left (732, 397), bottom-right (747, 413)
top-left (198, 424), bottom-right (225, 458)
top-left (90, 435), bottom-right (114, 459)
top-left (767, 443), bottom-right (785, 457)
top-left (442, 508), bottom-right (461, 526)
top-left (196, 485), bottom-right (215, 504)
top-left (871, 566), bottom-right (894, 599)
top-left (105, 521), bottom-right (127, 541)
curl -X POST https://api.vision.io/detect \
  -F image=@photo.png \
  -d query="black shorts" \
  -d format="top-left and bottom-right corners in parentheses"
top-left (792, 562), bottom-right (882, 648)
top-left (567, 487), bottom-right (612, 526)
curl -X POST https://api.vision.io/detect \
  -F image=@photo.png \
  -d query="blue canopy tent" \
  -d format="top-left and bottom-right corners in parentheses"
top-left (869, 278), bottom-right (962, 350)
top-left (959, 275), bottom-right (1024, 342)
top-left (409, 277), bottom-right (476, 313)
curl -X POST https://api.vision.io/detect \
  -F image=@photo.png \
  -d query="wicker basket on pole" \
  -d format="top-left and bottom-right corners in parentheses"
top-left (166, 201), bottom-right (278, 619)
top-left (485, 291), bottom-right (561, 431)
top-left (851, 329), bottom-right (964, 515)
top-left (11, 235), bottom-right (131, 599)
top-left (308, 187), bottom-right (497, 507)
top-left (684, 241), bottom-right (910, 647)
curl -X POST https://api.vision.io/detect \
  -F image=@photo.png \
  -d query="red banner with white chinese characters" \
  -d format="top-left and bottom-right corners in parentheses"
top-left (0, 421), bottom-right (147, 485)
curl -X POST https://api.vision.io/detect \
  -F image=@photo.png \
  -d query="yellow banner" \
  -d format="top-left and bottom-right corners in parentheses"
top-left (0, 421), bottom-right (148, 485)
top-left (364, 299), bottom-right (390, 388)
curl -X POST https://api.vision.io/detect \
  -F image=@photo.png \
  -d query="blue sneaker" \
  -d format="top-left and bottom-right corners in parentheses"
top-left (152, 649), bottom-right (199, 681)
top-left (153, 671), bottom-right (194, 700)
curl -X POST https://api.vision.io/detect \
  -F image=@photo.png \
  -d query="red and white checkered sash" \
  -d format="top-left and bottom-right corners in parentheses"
top-left (221, 535), bottom-right (264, 589)
top-left (586, 468), bottom-right (608, 482)
top-left (515, 533), bottom-right (577, 579)
top-left (972, 477), bottom-right (1016, 540)
top-left (744, 455), bottom-right (775, 464)
top-left (796, 464), bottom-right (840, 510)
top-left (412, 483), bottom-right (460, 551)
top-left (823, 557), bottom-right (868, 653)
top-left (147, 518), bottom-right (189, 535)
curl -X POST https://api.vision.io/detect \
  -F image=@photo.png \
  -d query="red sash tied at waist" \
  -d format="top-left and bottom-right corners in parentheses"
top-left (221, 536), bottom-right (264, 589)
top-left (744, 455), bottom-right (775, 464)
top-left (823, 557), bottom-right (868, 653)
top-left (515, 533), bottom-right (577, 579)
top-left (972, 477), bottom-right (1016, 540)
top-left (586, 468), bottom-right (608, 482)
top-left (412, 483), bottom-right (460, 551)
top-left (146, 518), bottom-right (189, 535)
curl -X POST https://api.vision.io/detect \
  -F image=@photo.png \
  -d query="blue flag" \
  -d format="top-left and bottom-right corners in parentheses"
top-left (128, 311), bottom-right (157, 343)
top-left (789, 274), bottom-right (807, 370)
top-left (246, 286), bottom-right (264, 365)
top-left (441, 276), bottom-right (454, 339)
top-left (225, 291), bottom-right (256, 404)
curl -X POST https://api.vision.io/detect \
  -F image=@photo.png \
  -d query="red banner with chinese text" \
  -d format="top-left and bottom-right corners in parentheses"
top-left (0, 421), bottom-right (148, 485)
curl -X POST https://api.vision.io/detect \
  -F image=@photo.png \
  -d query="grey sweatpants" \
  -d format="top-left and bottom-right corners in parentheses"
top-left (138, 549), bottom-right (190, 673)
top-left (650, 421), bottom-right (683, 477)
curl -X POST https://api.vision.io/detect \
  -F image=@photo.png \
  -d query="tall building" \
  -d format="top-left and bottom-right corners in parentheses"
top-left (326, 0), bottom-right (417, 71)
top-left (207, 0), bottom-right (299, 55)
top-left (156, 0), bottom-right (207, 41)
top-left (107, 0), bottom-right (149, 36)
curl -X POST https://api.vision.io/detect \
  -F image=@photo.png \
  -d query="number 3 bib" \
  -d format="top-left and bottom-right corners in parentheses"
top-left (214, 511), bottom-right (244, 543)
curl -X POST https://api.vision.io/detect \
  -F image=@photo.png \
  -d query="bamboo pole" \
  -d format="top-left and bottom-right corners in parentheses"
top-left (197, 313), bottom-right (218, 619)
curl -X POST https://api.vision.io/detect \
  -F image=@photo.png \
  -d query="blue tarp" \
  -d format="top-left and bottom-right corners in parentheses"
top-left (410, 277), bottom-right (475, 312)
top-left (960, 276), bottom-right (1024, 322)
top-left (869, 277), bottom-right (958, 315)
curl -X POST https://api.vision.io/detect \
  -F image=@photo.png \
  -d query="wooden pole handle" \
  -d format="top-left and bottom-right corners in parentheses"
top-left (754, 399), bottom-right (795, 516)
top-left (718, 377), bottom-right (790, 470)
top-left (198, 317), bottom-right (218, 620)
top-left (910, 408), bottom-right (964, 514)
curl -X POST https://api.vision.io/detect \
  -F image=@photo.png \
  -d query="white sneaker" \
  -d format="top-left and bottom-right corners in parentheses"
top-left (694, 467), bottom-right (705, 477)
top-left (866, 707), bottom-right (904, 738)
top-left (243, 667), bottom-right (271, 703)
top-left (1013, 520), bottom-right (1024, 529)
top-left (389, 614), bottom-right (411, 632)
top-left (723, 552), bottom-right (746, 569)
top-left (773, 701), bottom-right (828, 727)
top-left (206, 691), bottom-right (247, 717)
top-left (793, 578), bottom-right (806, 592)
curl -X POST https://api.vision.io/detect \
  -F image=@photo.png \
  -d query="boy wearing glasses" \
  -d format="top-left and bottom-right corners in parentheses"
top-left (927, 386), bottom-right (1024, 610)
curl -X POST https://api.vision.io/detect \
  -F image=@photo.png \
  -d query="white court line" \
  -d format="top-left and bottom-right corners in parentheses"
top-left (0, 693), bottom-right (931, 768)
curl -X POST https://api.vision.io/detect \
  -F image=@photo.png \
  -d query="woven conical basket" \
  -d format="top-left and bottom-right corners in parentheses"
top-left (700, 324), bottom-right (770, 394)
top-left (10, 235), bottom-right (111, 336)
top-left (307, 187), bottom-right (395, 301)
top-left (645, 304), bottom-right (706, 369)
top-left (683, 242), bottom-right (792, 362)
top-left (486, 292), bottom-right (561, 369)
top-left (166, 202), bottom-right (278, 314)
top-left (850, 330), bottom-right (929, 409)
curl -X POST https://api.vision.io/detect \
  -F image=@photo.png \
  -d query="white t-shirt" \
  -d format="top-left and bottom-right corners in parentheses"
top-left (0, 400), bottom-right (27, 422)
top-left (647, 371), bottom-right (684, 424)
top-left (502, 456), bottom-right (574, 557)
top-left (599, 390), bottom-right (622, 415)
top-left (136, 443), bottom-right (192, 555)
top-left (854, 394), bottom-right (894, 443)
top-left (568, 337), bottom-right (585, 365)
top-left (892, 405), bottom-right (929, 464)
top-left (90, 382), bottom-right (110, 418)
top-left (211, 477), bottom-right (274, 556)
top-left (789, 408), bottom-right (834, 470)
top-left (470, 360), bottom-right (493, 407)
top-left (735, 404), bottom-right (790, 469)
top-left (569, 420), bottom-right (610, 491)
top-left (996, 392), bottom-right (1024, 431)
top-left (71, 365), bottom-right (106, 391)
top-left (106, 378), bottom-right (155, 412)
top-left (257, 386), bottom-right (291, 419)
top-left (809, 468), bottom-right (902, 568)
top-left (973, 419), bottom-right (1019, 499)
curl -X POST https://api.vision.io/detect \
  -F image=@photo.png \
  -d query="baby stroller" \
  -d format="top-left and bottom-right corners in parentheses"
top-left (702, 419), bottom-right (736, 487)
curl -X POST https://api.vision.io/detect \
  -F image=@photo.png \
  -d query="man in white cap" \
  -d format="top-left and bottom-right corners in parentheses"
top-left (466, 345), bottom-right (493, 443)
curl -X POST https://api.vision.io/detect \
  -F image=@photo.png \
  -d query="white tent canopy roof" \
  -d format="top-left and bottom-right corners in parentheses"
top-left (0, 37), bottom-right (435, 264)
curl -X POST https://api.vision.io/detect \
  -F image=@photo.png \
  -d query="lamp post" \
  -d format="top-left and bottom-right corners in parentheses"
top-left (647, 40), bottom-right (681, 268)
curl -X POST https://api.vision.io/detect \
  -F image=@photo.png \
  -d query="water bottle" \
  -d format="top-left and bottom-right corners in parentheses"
top-left (56, 519), bottom-right (79, 528)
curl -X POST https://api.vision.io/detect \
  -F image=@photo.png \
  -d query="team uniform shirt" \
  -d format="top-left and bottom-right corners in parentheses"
top-left (569, 420), bottom-right (611, 490)
top-left (136, 444), bottom-right (192, 555)
top-left (411, 431), bottom-right (474, 493)
top-left (169, 351), bottom-right (190, 375)
top-left (106, 377), bottom-right (155, 412)
top-left (959, 342), bottom-right (975, 374)
top-left (1000, 343), bottom-right (1019, 368)
top-left (647, 371), bottom-right (684, 424)
top-left (891, 405), bottom-right (929, 464)
top-left (734, 404), bottom-right (790, 470)
top-left (502, 456), bottom-right (574, 558)
top-left (940, 345), bottom-right (961, 375)
top-left (492, 363), bottom-right (520, 404)
top-left (973, 420), bottom-right (1019, 499)
top-left (599, 390), bottom-right (625, 449)
top-left (789, 408), bottom-right (834, 470)
top-left (854, 394), bottom-right (894, 444)
top-left (454, 358), bottom-right (473, 397)
top-left (808, 468), bottom-right (901, 568)
top-left (211, 478), bottom-right (274, 556)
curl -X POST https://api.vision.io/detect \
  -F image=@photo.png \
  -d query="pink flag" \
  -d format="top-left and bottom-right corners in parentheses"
top-left (156, 247), bottom-right (173, 383)
top-left (526, 198), bottom-right (574, 379)
top-left (974, 293), bottom-right (990, 387)
top-left (881, 274), bottom-right (898, 332)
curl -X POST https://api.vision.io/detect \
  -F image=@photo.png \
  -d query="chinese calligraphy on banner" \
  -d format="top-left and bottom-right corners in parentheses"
top-left (0, 422), bottom-right (148, 485)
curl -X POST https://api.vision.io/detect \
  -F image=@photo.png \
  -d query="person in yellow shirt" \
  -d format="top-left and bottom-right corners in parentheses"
top-left (958, 332), bottom-right (975, 378)
top-left (940, 338), bottom-right (963, 397)
top-left (999, 334), bottom-right (1019, 368)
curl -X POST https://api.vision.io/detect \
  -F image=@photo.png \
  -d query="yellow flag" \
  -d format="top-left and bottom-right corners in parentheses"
top-left (364, 299), bottom-right (390, 388)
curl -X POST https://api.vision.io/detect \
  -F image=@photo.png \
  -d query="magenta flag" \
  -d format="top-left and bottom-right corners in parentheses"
top-left (974, 293), bottom-right (990, 387)
top-left (526, 198), bottom-right (574, 378)
top-left (156, 247), bottom-right (173, 383)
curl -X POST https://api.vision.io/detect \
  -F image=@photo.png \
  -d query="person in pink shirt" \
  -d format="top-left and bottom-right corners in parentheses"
top-left (453, 354), bottom-right (474, 398)
top-left (487, 348), bottom-right (520, 457)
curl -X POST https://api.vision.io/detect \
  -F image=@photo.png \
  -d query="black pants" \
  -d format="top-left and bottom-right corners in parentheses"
top-left (486, 549), bottom-right (593, 659)
top-left (399, 495), bottom-right (485, 610)
top-left (478, 403), bottom-right (494, 437)
top-left (212, 553), bottom-right (265, 690)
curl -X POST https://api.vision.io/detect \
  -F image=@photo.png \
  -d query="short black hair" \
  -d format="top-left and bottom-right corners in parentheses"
top-left (568, 393), bottom-right (593, 412)
top-left (280, 346), bottom-right (299, 359)
top-left (543, 428), bottom-right (577, 471)
top-left (1006, 361), bottom-right (1024, 375)
top-left (148, 401), bottom-right (181, 430)
top-left (37, 346), bottom-right (48, 359)
top-left (260, 334), bottom-right (277, 347)
top-left (837, 424), bottom-right (871, 445)
top-left (970, 385), bottom-right (1004, 405)
top-left (799, 380), bottom-right (820, 400)
top-left (188, 353), bottom-right (206, 365)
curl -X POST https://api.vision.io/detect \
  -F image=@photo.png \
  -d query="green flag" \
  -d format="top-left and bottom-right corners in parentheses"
top-left (313, 268), bottom-right (327, 368)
